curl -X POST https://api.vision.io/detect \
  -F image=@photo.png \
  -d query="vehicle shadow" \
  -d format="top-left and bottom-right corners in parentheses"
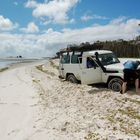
top-left (88, 83), bottom-right (111, 94)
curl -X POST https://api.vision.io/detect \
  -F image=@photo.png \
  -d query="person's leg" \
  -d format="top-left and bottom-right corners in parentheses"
top-left (132, 70), bottom-right (140, 93)
top-left (135, 78), bottom-right (139, 93)
top-left (121, 69), bottom-right (128, 94)
top-left (122, 82), bottom-right (127, 94)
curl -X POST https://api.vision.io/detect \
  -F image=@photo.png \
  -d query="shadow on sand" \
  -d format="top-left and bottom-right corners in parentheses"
top-left (88, 83), bottom-right (111, 94)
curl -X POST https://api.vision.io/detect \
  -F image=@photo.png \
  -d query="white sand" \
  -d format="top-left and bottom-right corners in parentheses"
top-left (0, 59), bottom-right (140, 140)
top-left (0, 62), bottom-right (43, 140)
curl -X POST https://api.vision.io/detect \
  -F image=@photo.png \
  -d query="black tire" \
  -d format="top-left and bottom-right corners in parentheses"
top-left (67, 74), bottom-right (78, 83)
top-left (108, 78), bottom-right (123, 92)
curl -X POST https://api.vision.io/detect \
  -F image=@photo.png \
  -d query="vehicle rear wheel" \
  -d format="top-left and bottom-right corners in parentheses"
top-left (108, 78), bottom-right (123, 92)
top-left (67, 74), bottom-right (78, 83)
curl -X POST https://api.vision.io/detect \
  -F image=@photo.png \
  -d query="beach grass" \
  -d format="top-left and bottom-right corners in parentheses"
top-left (0, 67), bottom-right (8, 72)
top-left (50, 60), bottom-right (59, 69)
top-left (36, 64), bottom-right (56, 76)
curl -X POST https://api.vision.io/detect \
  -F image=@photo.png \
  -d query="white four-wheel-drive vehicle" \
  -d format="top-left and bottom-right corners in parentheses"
top-left (59, 50), bottom-right (124, 92)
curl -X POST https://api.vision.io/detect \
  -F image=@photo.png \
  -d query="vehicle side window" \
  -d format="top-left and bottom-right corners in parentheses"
top-left (61, 55), bottom-right (70, 64)
top-left (71, 55), bottom-right (82, 63)
top-left (87, 57), bottom-right (98, 68)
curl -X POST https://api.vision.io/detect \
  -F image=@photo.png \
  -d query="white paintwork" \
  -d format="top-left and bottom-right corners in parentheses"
top-left (59, 50), bottom-right (125, 84)
top-left (105, 63), bottom-right (124, 72)
top-left (80, 67), bottom-right (102, 84)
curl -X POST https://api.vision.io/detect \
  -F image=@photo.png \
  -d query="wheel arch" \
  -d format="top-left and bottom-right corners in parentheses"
top-left (107, 76), bottom-right (123, 84)
top-left (66, 73), bottom-right (75, 79)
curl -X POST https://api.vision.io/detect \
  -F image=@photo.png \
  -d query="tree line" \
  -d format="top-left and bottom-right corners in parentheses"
top-left (56, 35), bottom-right (140, 58)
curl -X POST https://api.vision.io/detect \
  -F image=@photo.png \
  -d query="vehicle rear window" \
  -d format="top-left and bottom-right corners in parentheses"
top-left (60, 55), bottom-right (70, 64)
top-left (71, 55), bottom-right (82, 63)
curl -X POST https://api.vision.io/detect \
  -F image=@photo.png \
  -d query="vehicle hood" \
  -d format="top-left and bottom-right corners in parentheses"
top-left (104, 62), bottom-right (124, 72)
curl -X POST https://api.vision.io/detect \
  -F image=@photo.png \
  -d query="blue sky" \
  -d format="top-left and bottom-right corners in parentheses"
top-left (0, 0), bottom-right (140, 57)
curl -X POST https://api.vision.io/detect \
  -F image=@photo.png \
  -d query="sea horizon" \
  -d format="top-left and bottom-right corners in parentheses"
top-left (0, 58), bottom-right (43, 69)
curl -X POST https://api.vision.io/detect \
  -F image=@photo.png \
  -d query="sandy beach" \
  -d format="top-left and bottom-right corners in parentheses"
top-left (0, 59), bottom-right (140, 140)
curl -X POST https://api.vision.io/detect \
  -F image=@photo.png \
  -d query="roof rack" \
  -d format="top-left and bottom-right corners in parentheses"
top-left (59, 47), bottom-right (84, 55)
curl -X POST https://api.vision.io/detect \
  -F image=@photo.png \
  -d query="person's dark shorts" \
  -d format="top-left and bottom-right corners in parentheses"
top-left (123, 69), bottom-right (139, 82)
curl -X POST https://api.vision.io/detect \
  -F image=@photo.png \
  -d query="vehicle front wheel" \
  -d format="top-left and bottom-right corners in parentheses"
top-left (67, 74), bottom-right (78, 83)
top-left (108, 78), bottom-right (123, 92)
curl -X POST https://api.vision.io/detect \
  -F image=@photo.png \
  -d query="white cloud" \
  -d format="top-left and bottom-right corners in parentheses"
top-left (45, 28), bottom-right (54, 34)
top-left (69, 18), bottom-right (75, 23)
top-left (25, 0), bottom-right (37, 8)
top-left (14, 1), bottom-right (18, 6)
top-left (81, 14), bottom-right (108, 21)
top-left (25, 0), bottom-right (79, 24)
top-left (0, 15), bottom-right (18, 31)
top-left (92, 15), bottom-right (108, 20)
top-left (20, 22), bottom-right (39, 33)
top-left (0, 17), bottom-right (140, 57)
top-left (110, 16), bottom-right (127, 25)
top-left (42, 20), bottom-right (51, 25)
top-left (81, 15), bottom-right (93, 21)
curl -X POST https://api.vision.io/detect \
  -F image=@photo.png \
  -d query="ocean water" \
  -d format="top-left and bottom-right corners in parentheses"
top-left (0, 58), bottom-right (42, 69)
top-left (0, 60), bottom-right (19, 68)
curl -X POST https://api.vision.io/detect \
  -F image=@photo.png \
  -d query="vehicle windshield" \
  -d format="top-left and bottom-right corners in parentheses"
top-left (97, 53), bottom-right (120, 66)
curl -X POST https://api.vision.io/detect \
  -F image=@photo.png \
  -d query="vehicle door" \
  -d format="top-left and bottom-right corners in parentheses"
top-left (80, 57), bottom-right (102, 84)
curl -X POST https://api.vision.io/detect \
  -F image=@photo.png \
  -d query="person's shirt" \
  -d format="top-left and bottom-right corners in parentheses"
top-left (123, 60), bottom-right (139, 70)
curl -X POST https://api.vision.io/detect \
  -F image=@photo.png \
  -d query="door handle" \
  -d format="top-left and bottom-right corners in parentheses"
top-left (61, 68), bottom-right (64, 70)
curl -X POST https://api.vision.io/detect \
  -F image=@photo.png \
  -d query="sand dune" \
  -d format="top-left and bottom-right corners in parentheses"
top-left (0, 59), bottom-right (140, 140)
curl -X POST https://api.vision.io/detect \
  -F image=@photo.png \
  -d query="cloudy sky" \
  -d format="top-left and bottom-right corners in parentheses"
top-left (0, 0), bottom-right (140, 57)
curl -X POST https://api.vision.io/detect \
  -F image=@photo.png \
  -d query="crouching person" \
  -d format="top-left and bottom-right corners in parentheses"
top-left (121, 60), bottom-right (140, 94)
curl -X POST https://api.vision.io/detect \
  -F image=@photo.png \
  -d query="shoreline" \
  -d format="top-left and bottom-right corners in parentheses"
top-left (0, 59), bottom-right (48, 73)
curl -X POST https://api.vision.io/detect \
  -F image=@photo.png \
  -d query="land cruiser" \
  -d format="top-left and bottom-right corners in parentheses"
top-left (59, 50), bottom-right (124, 92)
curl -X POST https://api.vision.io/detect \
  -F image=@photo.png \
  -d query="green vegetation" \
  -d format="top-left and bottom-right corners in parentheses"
top-left (106, 107), bottom-right (140, 138)
top-left (123, 97), bottom-right (140, 105)
top-left (0, 67), bottom-right (8, 72)
top-left (118, 108), bottom-right (140, 120)
top-left (115, 97), bottom-right (140, 105)
top-left (84, 131), bottom-right (100, 140)
top-left (36, 65), bottom-right (44, 72)
top-left (56, 36), bottom-right (140, 58)
top-left (35, 64), bottom-right (55, 76)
